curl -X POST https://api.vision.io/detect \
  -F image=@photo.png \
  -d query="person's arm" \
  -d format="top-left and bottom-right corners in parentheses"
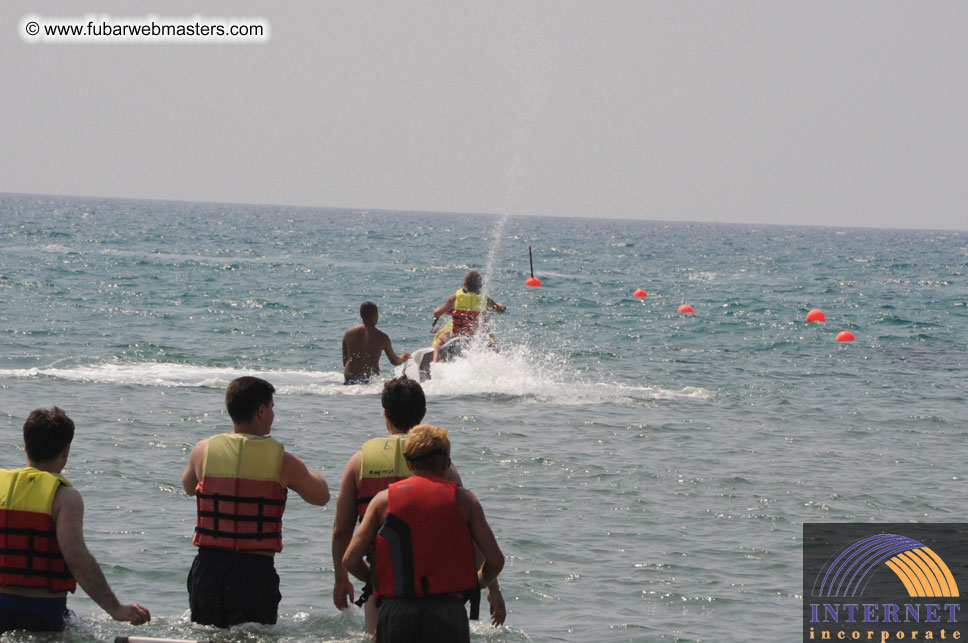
top-left (52, 486), bottom-right (150, 625)
top-left (332, 452), bottom-right (361, 610)
top-left (444, 461), bottom-right (463, 487)
top-left (433, 294), bottom-right (457, 321)
top-left (460, 489), bottom-right (504, 589)
top-left (181, 439), bottom-right (206, 495)
top-left (487, 577), bottom-right (506, 626)
top-left (454, 472), bottom-right (504, 625)
top-left (342, 333), bottom-right (349, 367)
top-left (383, 338), bottom-right (410, 366)
top-left (281, 451), bottom-right (330, 506)
top-left (342, 490), bottom-right (387, 582)
top-left (471, 539), bottom-right (506, 626)
top-left (486, 297), bottom-right (506, 314)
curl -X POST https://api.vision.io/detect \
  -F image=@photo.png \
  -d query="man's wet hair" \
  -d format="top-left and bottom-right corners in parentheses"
top-left (464, 271), bottom-right (483, 293)
top-left (226, 376), bottom-right (275, 424)
top-left (381, 377), bottom-right (426, 432)
top-left (23, 407), bottom-right (75, 463)
top-left (360, 301), bottom-right (378, 322)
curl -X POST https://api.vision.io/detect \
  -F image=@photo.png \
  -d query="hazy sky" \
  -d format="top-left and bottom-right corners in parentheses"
top-left (3, 2), bottom-right (967, 230)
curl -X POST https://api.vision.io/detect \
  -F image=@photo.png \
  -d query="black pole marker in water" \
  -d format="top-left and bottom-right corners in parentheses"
top-left (525, 246), bottom-right (542, 287)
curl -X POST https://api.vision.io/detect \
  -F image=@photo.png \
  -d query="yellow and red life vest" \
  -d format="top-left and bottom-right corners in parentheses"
top-left (451, 288), bottom-right (487, 337)
top-left (372, 474), bottom-right (477, 604)
top-left (357, 434), bottom-right (410, 522)
top-left (193, 433), bottom-right (288, 553)
top-left (0, 467), bottom-right (77, 593)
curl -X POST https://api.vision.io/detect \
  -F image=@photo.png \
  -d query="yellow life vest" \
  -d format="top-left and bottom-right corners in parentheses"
top-left (0, 467), bottom-right (77, 592)
top-left (432, 320), bottom-right (454, 347)
top-left (451, 288), bottom-right (487, 336)
top-left (194, 433), bottom-right (288, 552)
top-left (357, 434), bottom-right (410, 520)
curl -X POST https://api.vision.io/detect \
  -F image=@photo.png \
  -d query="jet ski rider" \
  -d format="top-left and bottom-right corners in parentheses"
top-left (431, 271), bottom-right (506, 363)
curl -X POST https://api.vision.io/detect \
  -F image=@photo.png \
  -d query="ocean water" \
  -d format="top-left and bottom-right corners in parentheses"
top-left (1, 192), bottom-right (966, 642)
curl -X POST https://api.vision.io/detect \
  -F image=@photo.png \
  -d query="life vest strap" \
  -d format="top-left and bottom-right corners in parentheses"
top-left (193, 527), bottom-right (281, 540)
top-left (354, 582), bottom-right (373, 607)
top-left (0, 566), bottom-right (74, 579)
top-left (468, 584), bottom-right (481, 620)
top-left (0, 527), bottom-right (57, 538)
top-left (195, 510), bottom-right (282, 523)
top-left (0, 548), bottom-right (64, 559)
top-left (195, 491), bottom-right (286, 506)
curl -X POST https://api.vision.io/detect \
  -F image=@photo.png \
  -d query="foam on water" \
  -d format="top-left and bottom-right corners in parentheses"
top-left (396, 342), bottom-right (710, 405)
top-left (0, 347), bottom-right (711, 408)
top-left (0, 356), bottom-right (707, 405)
top-left (0, 362), bottom-right (341, 389)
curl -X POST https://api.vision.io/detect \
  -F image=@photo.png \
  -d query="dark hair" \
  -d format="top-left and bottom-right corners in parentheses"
top-left (23, 407), bottom-right (75, 463)
top-left (226, 376), bottom-right (275, 424)
top-left (464, 271), bottom-right (482, 292)
top-left (381, 377), bottom-right (426, 431)
top-left (360, 301), bottom-right (378, 322)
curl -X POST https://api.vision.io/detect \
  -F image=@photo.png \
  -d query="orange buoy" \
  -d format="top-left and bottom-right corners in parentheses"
top-left (678, 304), bottom-right (694, 313)
top-left (633, 289), bottom-right (648, 298)
top-left (806, 309), bottom-right (826, 323)
top-left (836, 331), bottom-right (855, 342)
top-left (525, 247), bottom-right (542, 287)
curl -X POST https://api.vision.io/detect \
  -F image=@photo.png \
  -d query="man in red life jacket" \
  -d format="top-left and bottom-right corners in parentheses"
top-left (432, 271), bottom-right (506, 362)
top-left (342, 301), bottom-right (411, 385)
top-left (181, 376), bottom-right (330, 627)
top-left (0, 407), bottom-right (150, 633)
top-left (331, 378), bottom-right (506, 634)
top-left (343, 424), bottom-right (505, 643)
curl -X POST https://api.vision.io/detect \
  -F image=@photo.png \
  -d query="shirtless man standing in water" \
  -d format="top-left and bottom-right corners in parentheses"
top-left (342, 302), bottom-right (410, 385)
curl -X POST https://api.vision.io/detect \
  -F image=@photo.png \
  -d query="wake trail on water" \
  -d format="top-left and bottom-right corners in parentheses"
top-left (0, 362), bottom-right (341, 391)
top-left (407, 342), bottom-right (709, 405)
top-left (0, 352), bottom-right (709, 406)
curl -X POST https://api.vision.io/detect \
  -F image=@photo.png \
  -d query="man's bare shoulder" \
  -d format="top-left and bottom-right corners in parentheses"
top-left (369, 326), bottom-right (391, 343)
top-left (355, 326), bottom-right (390, 350)
top-left (345, 450), bottom-right (362, 480)
top-left (190, 438), bottom-right (209, 458)
top-left (51, 484), bottom-right (83, 520)
top-left (455, 486), bottom-right (482, 522)
top-left (343, 324), bottom-right (365, 340)
top-left (455, 486), bottom-right (481, 509)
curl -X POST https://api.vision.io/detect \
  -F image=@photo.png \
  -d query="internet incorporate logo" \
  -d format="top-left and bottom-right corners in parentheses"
top-left (804, 524), bottom-right (967, 642)
top-left (817, 533), bottom-right (959, 599)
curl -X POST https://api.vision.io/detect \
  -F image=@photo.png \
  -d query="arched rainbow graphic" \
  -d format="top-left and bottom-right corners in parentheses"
top-left (817, 533), bottom-right (959, 598)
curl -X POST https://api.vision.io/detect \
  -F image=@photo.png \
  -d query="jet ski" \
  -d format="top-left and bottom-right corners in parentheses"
top-left (402, 336), bottom-right (472, 382)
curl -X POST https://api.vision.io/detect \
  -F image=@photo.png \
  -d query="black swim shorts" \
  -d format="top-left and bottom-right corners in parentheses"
top-left (187, 547), bottom-right (281, 628)
top-left (0, 592), bottom-right (69, 633)
top-left (376, 596), bottom-right (470, 643)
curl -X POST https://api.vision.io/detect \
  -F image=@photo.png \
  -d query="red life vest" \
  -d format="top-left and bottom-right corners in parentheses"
top-left (193, 433), bottom-right (287, 552)
top-left (372, 474), bottom-right (477, 603)
top-left (356, 435), bottom-right (409, 521)
top-left (0, 468), bottom-right (77, 593)
top-left (451, 288), bottom-right (487, 337)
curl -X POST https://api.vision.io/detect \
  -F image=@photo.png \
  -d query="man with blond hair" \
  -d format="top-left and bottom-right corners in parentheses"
top-left (332, 378), bottom-right (505, 634)
top-left (343, 424), bottom-right (504, 642)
